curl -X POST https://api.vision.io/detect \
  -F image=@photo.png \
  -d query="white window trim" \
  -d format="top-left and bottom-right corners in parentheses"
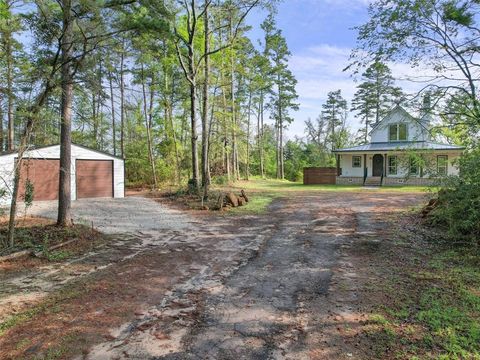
top-left (352, 156), bottom-right (361, 168)
top-left (437, 155), bottom-right (448, 176)
top-left (389, 123), bottom-right (408, 142)
top-left (388, 155), bottom-right (398, 175)
top-left (409, 159), bottom-right (419, 176)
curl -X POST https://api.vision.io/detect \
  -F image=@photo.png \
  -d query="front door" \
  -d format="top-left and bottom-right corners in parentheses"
top-left (372, 154), bottom-right (384, 176)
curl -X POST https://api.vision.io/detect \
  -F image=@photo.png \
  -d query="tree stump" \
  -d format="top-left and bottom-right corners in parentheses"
top-left (241, 189), bottom-right (249, 202)
top-left (216, 194), bottom-right (224, 210)
top-left (226, 193), bottom-right (238, 207)
top-left (238, 197), bottom-right (246, 206)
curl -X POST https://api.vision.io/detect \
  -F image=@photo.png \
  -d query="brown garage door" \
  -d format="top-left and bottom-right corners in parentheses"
top-left (18, 159), bottom-right (60, 201)
top-left (76, 160), bottom-right (113, 199)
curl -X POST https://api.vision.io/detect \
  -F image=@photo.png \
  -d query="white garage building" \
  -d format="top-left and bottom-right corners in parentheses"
top-left (0, 143), bottom-right (125, 205)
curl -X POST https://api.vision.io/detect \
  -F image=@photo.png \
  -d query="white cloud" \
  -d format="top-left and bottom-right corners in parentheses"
top-left (286, 44), bottom-right (357, 138)
top-left (285, 44), bottom-right (439, 139)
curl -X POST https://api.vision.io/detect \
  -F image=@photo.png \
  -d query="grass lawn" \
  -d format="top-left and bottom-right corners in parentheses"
top-left (232, 178), bottom-right (434, 193)
top-left (214, 178), bottom-right (434, 215)
top-left (356, 214), bottom-right (480, 359)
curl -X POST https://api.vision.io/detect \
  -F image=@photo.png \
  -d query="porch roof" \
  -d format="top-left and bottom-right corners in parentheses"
top-left (334, 141), bottom-right (464, 153)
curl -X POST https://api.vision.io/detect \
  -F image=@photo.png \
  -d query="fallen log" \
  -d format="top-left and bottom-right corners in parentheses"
top-left (0, 249), bottom-right (32, 263)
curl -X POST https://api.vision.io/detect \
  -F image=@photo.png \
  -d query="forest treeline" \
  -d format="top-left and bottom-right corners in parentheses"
top-left (1, 0), bottom-right (479, 241)
top-left (0, 0), bottom-right (305, 193)
top-left (0, 0), bottom-right (424, 194)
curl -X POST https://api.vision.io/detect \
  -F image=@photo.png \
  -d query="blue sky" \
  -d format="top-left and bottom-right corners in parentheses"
top-left (246, 0), bottom-right (373, 139)
top-left (246, 0), bottom-right (435, 139)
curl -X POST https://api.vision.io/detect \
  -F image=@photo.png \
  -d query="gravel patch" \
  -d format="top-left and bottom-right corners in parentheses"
top-left (26, 196), bottom-right (195, 234)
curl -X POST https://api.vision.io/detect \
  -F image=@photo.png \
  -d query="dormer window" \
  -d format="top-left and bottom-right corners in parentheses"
top-left (389, 123), bottom-right (407, 141)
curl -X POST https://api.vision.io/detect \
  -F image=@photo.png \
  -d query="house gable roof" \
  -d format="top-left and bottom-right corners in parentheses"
top-left (368, 105), bottom-right (429, 136)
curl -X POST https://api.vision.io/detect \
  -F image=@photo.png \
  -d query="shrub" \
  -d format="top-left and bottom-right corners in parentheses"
top-left (429, 148), bottom-right (480, 244)
top-left (212, 175), bottom-right (229, 185)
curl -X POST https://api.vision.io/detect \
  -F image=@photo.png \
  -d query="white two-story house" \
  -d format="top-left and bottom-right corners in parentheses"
top-left (334, 105), bottom-right (464, 186)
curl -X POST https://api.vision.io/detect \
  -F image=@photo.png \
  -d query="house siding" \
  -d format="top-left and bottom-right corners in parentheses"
top-left (338, 154), bottom-right (364, 177)
top-left (370, 107), bottom-right (430, 143)
top-left (0, 144), bottom-right (124, 205)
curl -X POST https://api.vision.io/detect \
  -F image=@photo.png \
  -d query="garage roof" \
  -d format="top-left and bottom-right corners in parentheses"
top-left (334, 141), bottom-right (465, 153)
top-left (0, 143), bottom-right (124, 160)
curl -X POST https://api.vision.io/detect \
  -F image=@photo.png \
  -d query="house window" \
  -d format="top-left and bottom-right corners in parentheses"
top-left (388, 156), bottom-right (398, 175)
top-left (409, 158), bottom-right (419, 175)
top-left (437, 155), bottom-right (448, 176)
top-left (352, 156), bottom-right (361, 168)
top-left (389, 123), bottom-right (408, 141)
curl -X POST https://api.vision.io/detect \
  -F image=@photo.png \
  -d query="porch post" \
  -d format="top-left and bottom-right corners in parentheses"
top-left (363, 154), bottom-right (367, 179)
top-left (384, 153), bottom-right (387, 177)
top-left (336, 154), bottom-right (340, 176)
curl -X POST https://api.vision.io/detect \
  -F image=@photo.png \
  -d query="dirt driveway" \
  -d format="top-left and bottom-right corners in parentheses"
top-left (0, 191), bottom-right (425, 359)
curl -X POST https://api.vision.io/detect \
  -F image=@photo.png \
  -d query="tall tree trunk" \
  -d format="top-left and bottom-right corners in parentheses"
top-left (275, 118), bottom-right (280, 179)
top-left (280, 114), bottom-right (284, 180)
top-left (119, 39), bottom-right (126, 158)
top-left (201, 2), bottom-right (210, 198)
top-left (0, 96), bottom-right (4, 151)
top-left (108, 71), bottom-right (116, 156)
top-left (222, 83), bottom-right (230, 181)
top-left (189, 78), bottom-right (200, 190)
top-left (246, 89), bottom-right (251, 180)
top-left (259, 91), bottom-right (264, 178)
top-left (166, 72), bottom-right (181, 184)
top-left (6, 27), bottom-right (14, 151)
top-left (141, 64), bottom-right (158, 188)
top-left (57, 0), bottom-right (74, 227)
top-left (92, 92), bottom-right (97, 142)
top-left (230, 16), bottom-right (239, 181)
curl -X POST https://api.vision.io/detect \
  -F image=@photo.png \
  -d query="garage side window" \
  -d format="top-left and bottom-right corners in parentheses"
top-left (352, 156), bottom-right (361, 168)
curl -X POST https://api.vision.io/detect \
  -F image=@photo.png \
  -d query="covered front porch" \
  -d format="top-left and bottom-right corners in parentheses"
top-left (334, 150), bottom-right (461, 186)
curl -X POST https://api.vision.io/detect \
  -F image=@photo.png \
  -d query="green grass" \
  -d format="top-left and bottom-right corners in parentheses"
top-left (375, 247), bottom-right (480, 359)
top-left (214, 178), bottom-right (432, 215)
top-left (0, 284), bottom-right (82, 337)
top-left (222, 193), bottom-right (279, 215)
top-left (230, 178), bottom-right (433, 194)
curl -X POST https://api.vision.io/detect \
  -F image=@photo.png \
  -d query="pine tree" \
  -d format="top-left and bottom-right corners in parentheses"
top-left (262, 13), bottom-right (298, 179)
top-left (322, 89), bottom-right (347, 152)
top-left (351, 61), bottom-right (403, 143)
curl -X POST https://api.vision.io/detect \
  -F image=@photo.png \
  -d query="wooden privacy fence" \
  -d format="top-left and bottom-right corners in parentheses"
top-left (303, 167), bottom-right (337, 185)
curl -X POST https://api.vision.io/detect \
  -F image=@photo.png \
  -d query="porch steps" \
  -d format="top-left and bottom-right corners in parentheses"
top-left (364, 176), bottom-right (382, 186)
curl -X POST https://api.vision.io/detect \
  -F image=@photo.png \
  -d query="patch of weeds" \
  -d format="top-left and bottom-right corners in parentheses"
top-left (44, 250), bottom-right (73, 262)
top-left (0, 307), bottom-right (41, 336)
top-left (0, 283), bottom-right (83, 337)
top-left (364, 322), bottom-right (397, 357)
top-left (410, 270), bottom-right (442, 281)
top-left (377, 245), bottom-right (480, 358)
top-left (417, 287), bottom-right (480, 357)
top-left (15, 337), bottom-right (31, 350)
top-left (225, 194), bottom-right (278, 216)
top-left (384, 305), bottom-right (410, 320)
top-left (369, 313), bottom-right (390, 326)
top-left (38, 333), bottom-right (84, 360)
